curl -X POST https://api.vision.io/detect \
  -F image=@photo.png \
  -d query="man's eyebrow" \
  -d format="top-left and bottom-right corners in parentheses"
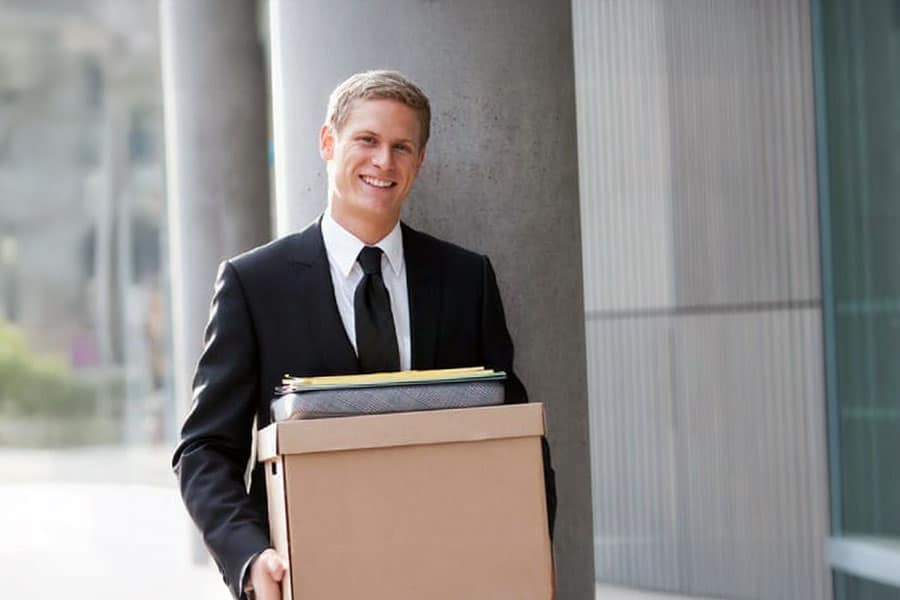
top-left (353, 129), bottom-right (416, 146)
top-left (352, 129), bottom-right (378, 137)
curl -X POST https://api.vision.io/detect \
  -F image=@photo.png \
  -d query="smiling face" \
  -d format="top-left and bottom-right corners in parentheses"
top-left (320, 98), bottom-right (426, 243)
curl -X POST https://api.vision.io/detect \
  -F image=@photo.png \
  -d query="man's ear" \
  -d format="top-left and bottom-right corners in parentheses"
top-left (319, 123), bottom-right (335, 160)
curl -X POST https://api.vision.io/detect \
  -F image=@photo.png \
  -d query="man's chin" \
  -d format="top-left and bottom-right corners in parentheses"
top-left (355, 194), bottom-right (405, 218)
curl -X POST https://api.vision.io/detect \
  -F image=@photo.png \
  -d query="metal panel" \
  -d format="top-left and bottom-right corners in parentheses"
top-left (575, 0), bottom-right (831, 598)
top-left (674, 310), bottom-right (829, 599)
top-left (664, 0), bottom-right (821, 307)
top-left (574, 0), bottom-right (674, 314)
top-left (587, 317), bottom-right (680, 591)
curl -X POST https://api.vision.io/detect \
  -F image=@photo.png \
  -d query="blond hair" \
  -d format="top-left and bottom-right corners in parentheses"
top-left (326, 70), bottom-right (431, 146)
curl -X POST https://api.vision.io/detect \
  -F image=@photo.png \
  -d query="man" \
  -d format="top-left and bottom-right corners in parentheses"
top-left (172, 70), bottom-right (555, 600)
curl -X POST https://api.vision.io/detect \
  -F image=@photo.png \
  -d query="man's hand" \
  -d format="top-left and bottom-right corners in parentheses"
top-left (247, 549), bottom-right (288, 600)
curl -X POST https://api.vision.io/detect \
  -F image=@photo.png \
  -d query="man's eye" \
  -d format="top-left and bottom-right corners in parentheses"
top-left (393, 144), bottom-right (411, 153)
top-left (360, 136), bottom-right (375, 144)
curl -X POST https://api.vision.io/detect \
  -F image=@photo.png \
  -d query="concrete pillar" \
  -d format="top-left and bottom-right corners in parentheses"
top-left (269, 1), bottom-right (594, 596)
top-left (160, 0), bottom-right (271, 560)
top-left (160, 0), bottom-right (271, 418)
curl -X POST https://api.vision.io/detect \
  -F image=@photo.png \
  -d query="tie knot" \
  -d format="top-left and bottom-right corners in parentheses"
top-left (357, 246), bottom-right (383, 275)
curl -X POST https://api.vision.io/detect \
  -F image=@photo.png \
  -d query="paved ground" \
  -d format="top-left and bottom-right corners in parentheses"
top-left (1, 482), bottom-right (225, 598)
top-left (1, 446), bottom-right (225, 599)
top-left (1, 446), bottom-right (714, 599)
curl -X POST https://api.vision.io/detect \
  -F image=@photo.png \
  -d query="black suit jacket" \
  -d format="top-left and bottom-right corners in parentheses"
top-left (172, 219), bottom-right (555, 599)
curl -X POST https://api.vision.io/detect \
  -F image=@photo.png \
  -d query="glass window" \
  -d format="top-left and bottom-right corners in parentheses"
top-left (818, 0), bottom-right (900, 595)
top-left (835, 572), bottom-right (900, 600)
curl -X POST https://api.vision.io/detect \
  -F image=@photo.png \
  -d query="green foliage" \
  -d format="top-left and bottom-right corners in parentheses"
top-left (0, 319), bottom-right (96, 417)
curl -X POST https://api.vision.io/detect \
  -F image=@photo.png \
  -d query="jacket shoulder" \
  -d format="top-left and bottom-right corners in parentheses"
top-left (402, 223), bottom-right (487, 269)
top-left (228, 221), bottom-right (320, 274)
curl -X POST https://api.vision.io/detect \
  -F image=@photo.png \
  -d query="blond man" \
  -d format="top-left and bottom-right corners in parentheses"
top-left (173, 70), bottom-right (555, 600)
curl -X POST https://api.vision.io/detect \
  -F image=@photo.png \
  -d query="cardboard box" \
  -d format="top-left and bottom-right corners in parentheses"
top-left (258, 403), bottom-right (553, 600)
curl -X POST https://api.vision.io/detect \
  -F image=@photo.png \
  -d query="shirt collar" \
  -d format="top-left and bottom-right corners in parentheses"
top-left (321, 209), bottom-right (404, 278)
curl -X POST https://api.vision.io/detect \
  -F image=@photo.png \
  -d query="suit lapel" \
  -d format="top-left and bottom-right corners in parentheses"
top-left (288, 219), bottom-right (360, 375)
top-left (403, 224), bottom-right (440, 370)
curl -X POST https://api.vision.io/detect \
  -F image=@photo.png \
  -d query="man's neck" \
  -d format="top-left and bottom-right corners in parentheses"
top-left (328, 209), bottom-right (398, 246)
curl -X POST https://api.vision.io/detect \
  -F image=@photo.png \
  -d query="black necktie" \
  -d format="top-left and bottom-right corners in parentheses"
top-left (354, 246), bottom-right (400, 373)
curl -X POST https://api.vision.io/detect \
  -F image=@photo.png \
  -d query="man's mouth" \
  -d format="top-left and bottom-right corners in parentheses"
top-left (360, 175), bottom-right (396, 189)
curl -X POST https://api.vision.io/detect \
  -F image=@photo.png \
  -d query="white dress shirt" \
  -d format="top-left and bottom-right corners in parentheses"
top-left (320, 209), bottom-right (412, 370)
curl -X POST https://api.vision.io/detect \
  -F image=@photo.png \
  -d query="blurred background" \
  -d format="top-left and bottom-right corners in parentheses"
top-left (0, 0), bottom-right (897, 599)
top-left (0, 0), bottom-right (224, 596)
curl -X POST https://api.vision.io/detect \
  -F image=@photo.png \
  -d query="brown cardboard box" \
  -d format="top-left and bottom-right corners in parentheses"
top-left (258, 403), bottom-right (553, 600)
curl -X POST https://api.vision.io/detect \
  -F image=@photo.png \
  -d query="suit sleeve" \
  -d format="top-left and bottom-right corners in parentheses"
top-left (171, 261), bottom-right (270, 599)
top-left (480, 256), bottom-right (557, 536)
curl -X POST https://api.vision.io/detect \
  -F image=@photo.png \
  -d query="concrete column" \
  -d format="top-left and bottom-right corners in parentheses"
top-left (160, 0), bottom-right (270, 498)
top-left (269, 1), bottom-right (593, 596)
top-left (161, 0), bottom-right (271, 416)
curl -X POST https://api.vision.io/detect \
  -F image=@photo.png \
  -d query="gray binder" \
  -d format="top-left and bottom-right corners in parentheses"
top-left (271, 378), bottom-right (505, 421)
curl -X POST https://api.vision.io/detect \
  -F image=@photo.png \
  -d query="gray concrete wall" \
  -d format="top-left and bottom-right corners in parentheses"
top-left (574, 0), bottom-right (831, 598)
top-left (268, 0), bottom-right (594, 597)
top-left (160, 0), bottom-right (271, 432)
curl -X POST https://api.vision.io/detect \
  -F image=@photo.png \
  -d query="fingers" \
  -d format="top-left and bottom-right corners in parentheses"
top-left (250, 549), bottom-right (289, 599)
top-left (264, 552), bottom-right (288, 582)
top-left (254, 575), bottom-right (280, 600)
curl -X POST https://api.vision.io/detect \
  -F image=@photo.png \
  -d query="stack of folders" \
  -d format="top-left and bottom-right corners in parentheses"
top-left (270, 366), bottom-right (506, 422)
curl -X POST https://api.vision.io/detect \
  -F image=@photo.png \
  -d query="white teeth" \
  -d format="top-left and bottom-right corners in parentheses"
top-left (361, 175), bottom-right (393, 188)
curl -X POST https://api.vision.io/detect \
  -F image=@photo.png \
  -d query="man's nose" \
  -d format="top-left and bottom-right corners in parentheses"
top-left (371, 144), bottom-right (393, 169)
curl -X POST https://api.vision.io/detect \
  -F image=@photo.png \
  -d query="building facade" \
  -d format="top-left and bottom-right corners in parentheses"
top-left (578, 1), bottom-right (899, 599)
top-left (0, 0), bottom-right (896, 598)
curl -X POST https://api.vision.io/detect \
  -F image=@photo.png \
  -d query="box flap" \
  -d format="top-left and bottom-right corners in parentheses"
top-left (258, 403), bottom-right (544, 459)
